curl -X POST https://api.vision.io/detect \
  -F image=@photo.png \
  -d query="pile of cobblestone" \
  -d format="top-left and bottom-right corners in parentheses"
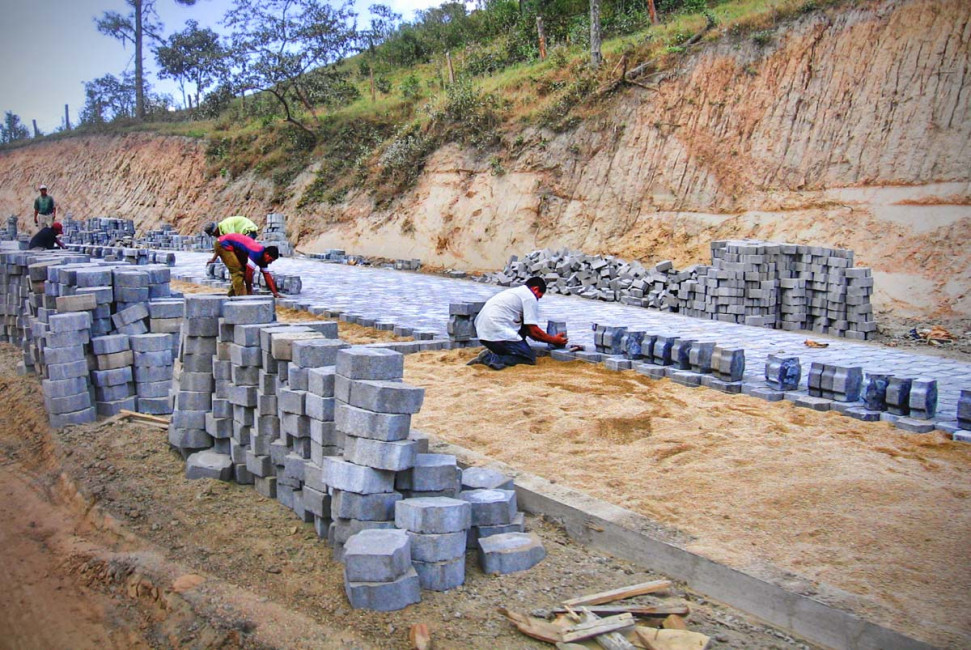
top-left (486, 240), bottom-right (876, 340)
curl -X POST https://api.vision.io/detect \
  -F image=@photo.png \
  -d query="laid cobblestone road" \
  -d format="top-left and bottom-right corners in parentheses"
top-left (172, 252), bottom-right (971, 428)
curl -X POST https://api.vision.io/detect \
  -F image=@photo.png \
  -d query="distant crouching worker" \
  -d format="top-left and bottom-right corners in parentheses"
top-left (205, 216), bottom-right (259, 265)
top-left (468, 276), bottom-right (567, 370)
top-left (215, 233), bottom-right (282, 298)
top-left (28, 221), bottom-right (65, 250)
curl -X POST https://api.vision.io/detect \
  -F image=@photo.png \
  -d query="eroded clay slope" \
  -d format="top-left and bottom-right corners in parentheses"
top-left (0, 0), bottom-right (967, 322)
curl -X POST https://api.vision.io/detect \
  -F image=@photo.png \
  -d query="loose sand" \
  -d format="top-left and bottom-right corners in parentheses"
top-left (406, 350), bottom-right (971, 649)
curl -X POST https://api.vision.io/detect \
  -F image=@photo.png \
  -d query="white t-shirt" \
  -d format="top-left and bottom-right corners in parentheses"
top-left (474, 285), bottom-right (540, 342)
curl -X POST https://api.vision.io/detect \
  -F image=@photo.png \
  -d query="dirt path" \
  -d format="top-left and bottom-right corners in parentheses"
top-left (0, 343), bottom-right (818, 649)
top-left (407, 350), bottom-right (971, 649)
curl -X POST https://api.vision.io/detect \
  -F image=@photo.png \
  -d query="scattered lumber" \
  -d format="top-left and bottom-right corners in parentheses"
top-left (499, 608), bottom-right (564, 644)
top-left (634, 627), bottom-right (710, 650)
top-left (552, 605), bottom-right (689, 618)
top-left (662, 615), bottom-right (688, 630)
top-left (562, 580), bottom-right (672, 607)
top-left (570, 610), bottom-right (637, 649)
top-left (561, 613), bottom-right (635, 643)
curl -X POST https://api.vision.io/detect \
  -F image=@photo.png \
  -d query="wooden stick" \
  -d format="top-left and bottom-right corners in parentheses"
top-left (562, 580), bottom-right (672, 607)
top-left (561, 613), bottom-right (635, 643)
top-left (498, 608), bottom-right (564, 644)
top-left (119, 409), bottom-right (171, 425)
top-left (552, 605), bottom-right (689, 618)
top-left (409, 623), bottom-right (432, 650)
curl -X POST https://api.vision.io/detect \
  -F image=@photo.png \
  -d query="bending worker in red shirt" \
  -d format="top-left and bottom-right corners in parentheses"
top-left (215, 233), bottom-right (282, 298)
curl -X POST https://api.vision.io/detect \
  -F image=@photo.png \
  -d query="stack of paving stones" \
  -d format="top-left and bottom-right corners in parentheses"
top-left (446, 302), bottom-right (482, 347)
top-left (42, 311), bottom-right (98, 427)
top-left (91, 333), bottom-right (136, 416)
top-left (307, 249), bottom-right (348, 263)
top-left (487, 241), bottom-right (876, 339)
top-left (743, 355), bottom-right (802, 401)
top-left (393, 259), bottom-right (422, 271)
top-left (132, 333), bottom-right (175, 415)
top-left (955, 391), bottom-right (971, 442)
top-left (169, 294), bottom-right (224, 457)
top-left (136, 224), bottom-right (211, 251)
top-left (3, 215), bottom-right (17, 241)
top-left (61, 217), bottom-right (135, 246)
top-left (261, 213), bottom-right (293, 256)
top-left (63, 244), bottom-right (176, 266)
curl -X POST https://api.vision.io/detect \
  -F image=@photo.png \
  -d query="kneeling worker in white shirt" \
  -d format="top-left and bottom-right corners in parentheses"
top-left (468, 277), bottom-right (568, 370)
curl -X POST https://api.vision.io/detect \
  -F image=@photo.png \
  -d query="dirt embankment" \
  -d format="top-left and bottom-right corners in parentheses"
top-left (0, 0), bottom-right (968, 325)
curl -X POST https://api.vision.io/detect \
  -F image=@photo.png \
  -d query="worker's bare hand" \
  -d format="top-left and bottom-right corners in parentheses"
top-left (551, 333), bottom-right (568, 347)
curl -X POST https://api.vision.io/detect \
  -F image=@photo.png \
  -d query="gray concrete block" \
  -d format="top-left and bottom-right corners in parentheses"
top-left (96, 397), bottom-right (138, 417)
top-left (48, 360), bottom-right (90, 381)
top-left (460, 489), bottom-right (517, 526)
top-left (336, 347), bottom-right (404, 380)
top-left (148, 300), bottom-right (184, 319)
top-left (49, 311), bottom-right (92, 333)
top-left (330, 518), bottom-right (397, 546)
top-left (343, 528), bottom-right (412, 583)
top-left (184, 317), bottom-right (219, 337)
top-left (43, 345), bottom-right (86, 365)
top-left (478, 532), bottom-right (546, 575)
top-left (347, 380), bottom-right (425, 415)
top-left (176, 391), bottom-right (212, 411)
top-left (283, 453), bottom-right (308, 483)
top-left (91, 334), bottom-right (130, 355)
top-left (344, 566), bottom-right (421, 611)
top-left (331, 489), bottom-right (402, 521)
top-left (116, 321), bottom-right (149, 336)
top-left (301, 485), bottom-right (331, 518)
top-left (792, 395), bottom-right (832, 411)
top-left (222, 299), bottom-right (275, 325)
top-left (343, 435), bottom-right (418, 472)
top-left (335, 404), bottom-right (411, 442)
top-left (408, 530), bottom-right (467, 562)
top-left (845, 407), bottom-right (883, 422)
top-left (254, 475), bottom-right (277, 498)
top-left (183, 335), bottom-right (217, 356)
top-left (184, 295), bottom-right (224, 318)
top-left (270, 332), bottom-right (325, 360)
top-left (111, 303), bottom-right (149, 327)
top-left (292, 339), bottom-right (348, 368)
top-left (306, 394), bottom-right (335, 422)
top-left (394, 497), bottom-right (471, 534)
top-left (461, 467), bottom-right (514, 491)
top-left (227, 385), bottom-right (258, 407)
top-left (95, 350), bottom-right (133, 370)
top-left (95, 383), bottom-right (133, 402)
top-left (46, 391), bottom-right (93, 414)
top-left (245, 450), bottom-right (274, 478)
top-left (281, 413), bottom-right (311, 438)
top-left (468, 512), bottom-right (526, 549)
top-left (136, 396), bottom-right (173, 415)
top-left (133, 350), bottom-right (173, 367)
top-left (886, 377), bottom-right (913, 416)
top-left (205, 414), bottom-right (233, 439)
top-left (229, 343), bottom-right (262, 367)
top-left (412, 557), bottom-right (465, 591)
top-left (55, 292), bottom-right (97, 313)
top-left (134, 364), bottom-right (171, 383)
top-left (42, 376), bottom-right (90, 399)
top-left (171, 410), bottom-right (208, 430)
top-left (765, 355), bottom-right (800, 391)
top-left (895, 417), bottom-right (937, 433)
top-left (130, 333), bottom-right (172, 352)
top-left (396, 454), bottom-right (459, 491)
top-left (92, 366), bottom-right (133, 386)
top-left (278, 388), bottom-right (307, 415)
top-left (288, 366), bottom-right (309, 391)
top-left (50, 407), bottom-right (97, 428)
top-left (186, 451), bottom-right (233, 481)
top-left (323, 457), bottom-right (396, 493)
top-left (232, 323), bottom-right (266, 347)
top-left (908, 378), bottom-right (938, 419)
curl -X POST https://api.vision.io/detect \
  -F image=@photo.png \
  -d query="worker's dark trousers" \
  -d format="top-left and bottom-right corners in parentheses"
top-left (480, 338), bottom-right (537, 370)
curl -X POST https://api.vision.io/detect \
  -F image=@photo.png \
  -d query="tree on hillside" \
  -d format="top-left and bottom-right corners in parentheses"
top-left (224, 0), bottom-right (358, 139)
top-left (155, 20), bottom-right (228, 111)
top-left (79, 73), bottom-right (138, 125)
top-left (95, 0), bottom-right (198, 120)
top-left (0, 111), bottom-right (31, 144)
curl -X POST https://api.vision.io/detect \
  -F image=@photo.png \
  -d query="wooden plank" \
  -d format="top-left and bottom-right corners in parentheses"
top-left (661, 615), bottom-right (687, 630)
top-left (552, 606), bottom-right (689, 619)
top-left (634, 628), bottom-right (710, 650)
top-left (499, 608), bottom-right (564, 644)
top-left (562, 614), bottom-right (635, 643)
top-left (409, 623), bottom-right (432, 650)
top-left (119, 409), bottom-right (171, 425)
top-left (562, 580), bottom-right (672, 607)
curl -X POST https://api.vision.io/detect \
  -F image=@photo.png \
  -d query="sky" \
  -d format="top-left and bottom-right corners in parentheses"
top-left (0, 0), bottom-right (443, 134)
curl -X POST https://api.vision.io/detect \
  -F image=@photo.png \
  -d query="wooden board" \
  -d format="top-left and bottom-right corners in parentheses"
top-left (499, 608), bottom-right (565, 643)
top-left (562, 614), bottom-right (636, 643)
top-left (634, 628), bottom-right (710, 650)
top-left (562, 580), bottom-right (672, 607)
top-left (552, 605), bottom-right (689, 618)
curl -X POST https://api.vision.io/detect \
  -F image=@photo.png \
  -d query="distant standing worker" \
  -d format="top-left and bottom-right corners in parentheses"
top-left (28, 221), bottom-right (65, 250)
top-left (33, 184), bottom-right (56, 228)
top-left (468, 276), bottom-right (568, 370)
top-left (205, 216), bottom-right (260, 265)
top-left (215, 233), bottom-right (282, 298)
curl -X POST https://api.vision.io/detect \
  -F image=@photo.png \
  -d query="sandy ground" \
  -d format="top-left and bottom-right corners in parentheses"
top-left (0, 339), bottom-right (816, 649)
top-left (406, 350), bottom-right (971, 649)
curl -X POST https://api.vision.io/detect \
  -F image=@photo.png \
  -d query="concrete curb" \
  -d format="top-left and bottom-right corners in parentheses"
top-left (429, 439), bottom-right (934, 650)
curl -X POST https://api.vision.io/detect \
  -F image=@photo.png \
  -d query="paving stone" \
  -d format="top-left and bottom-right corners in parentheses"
top-left (335, 404), bottom-right (411, 441)
top-left (408, 530), bottom-right (467, 562)
top-left (48, 311), bottom-right (92, 333)
top-left (55, 293), bottom-right (97, 312)
top-left (171, 411), bottom-right (208, 431)
top-left (330, 519), bottom-right (397, 546)
top-left (308, 367), bottom-right (336, 397)
top-left (292, 339), bottom-right (349, 368)
top-left (91, 334), bottom-right (130, 355)
top-left (344, 566), bottom-right (421, 611)
top-left (133, 350), bottom-right (173, 367)
top-left (221, 299), bottom-right (276, 325)
top-left (670, 370), bottom-right (702, 387)
top-left (331, 489), bottom-right (403, 521)
top-left (184, 317), bottom-right (219, 337)
top-left (343, 435), bottom-right (418, 472)
top-left (46, 392), bottom-right (93, 414)
top-left (461, 467), bottom-right (514, 491)
top-left (343, 528), bottom-right (412, 583)
top-left (396, 454), bottom-right (459, 491)
top-left (43, 376), bottom-right (90, 398)
top-left (43, 345), bottom-right (86, 365)
top-left (48, 360), bottom-right (91, 381)
top-left (468, 512), bottom-right (526, 549)
top-left (137, 396), bottom-right (173, 415)
top-left (96, 384), bottom-right (133, 402)
top-left (130, 333), bottom-right (172, 352)
top-left (111, 303), bottom-right (149, 328)
top-left (792, 395), bottom-right (832, 411)
top-left (96, 397), bottom-right (138, 417)
top-left (478, 532), bottom-right (546, 575)
top-left (394, 497), bottom-right (471, 534)
top-left (185, 450), bottom-right (233, 480)
top-left (459, 489), bottom-right (517, 526)
top-left (894, 417), bottom-right (937, 433)
top-left (412, 556), bottom-right (465, 591)
top-left (345, 379), bottom-right (425, 414)
top-left (134, 365), bottom-right (171, 383)
top-left (909, 379), bottom-right (938, 419)
top-left (184, 295), bottom-right (224, 318)
top-left (323, 457), bottom-right (396, 493)
top-left (270, 332), bottom-right (325, 360)
top-left (254, 475), bottom-right (277, 499)
top-left (765, 355), bottom-right (800, 391)
top-left (50, 407), bottom-right (98, 428)
top-left (336, 347), bottom-right (404, 380)
top-left (886, 377), bottom-right (913, 416)
top-left (845, 407), bottom-right (883, 422)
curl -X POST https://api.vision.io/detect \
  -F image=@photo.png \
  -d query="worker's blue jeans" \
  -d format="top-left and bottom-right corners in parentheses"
top-left (480, 338), bottom-right (537, 370)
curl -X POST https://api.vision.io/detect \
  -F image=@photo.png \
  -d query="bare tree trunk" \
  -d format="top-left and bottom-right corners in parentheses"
top-left (646, 0), bottom-right (658, 25)
top-left (64, 104), bottom-right (71, 131)
top-left (445, 51), bottom-right (455, 85)
top-left (134, 0), bottom-right (145, 119)
top-left (590, 0), bottom-right (603, 70)
top-left (536, 16), bottom-right (547, 61)
top-left (32, 120), bottom-right (39, 137)
top-left (370, 65), bottom-right (376, 102)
